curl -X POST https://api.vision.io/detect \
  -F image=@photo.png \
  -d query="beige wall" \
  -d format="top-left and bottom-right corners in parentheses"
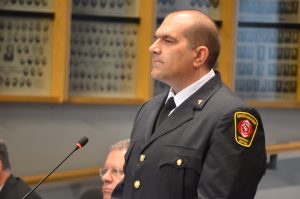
top-left (0, 104), bottom-right (137, 176)
top-left (0, 104), bottom-right (300, 176)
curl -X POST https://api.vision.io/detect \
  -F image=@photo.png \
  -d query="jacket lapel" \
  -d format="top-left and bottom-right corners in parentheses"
top-left (143, 72), bottom-right (223, 150)
top-left (143, 94), bottom-right (167, 141)
top-left (148, 106), bottom-right (194, 142)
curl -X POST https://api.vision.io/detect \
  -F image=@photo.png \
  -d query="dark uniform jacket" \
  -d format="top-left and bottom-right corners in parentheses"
top-left (0, 174), bottom-right (41, 199)
top-left (113, 72), bottom-right (266, 199)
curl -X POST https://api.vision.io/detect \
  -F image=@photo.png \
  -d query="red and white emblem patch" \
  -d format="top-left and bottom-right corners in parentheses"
top-left (234, 112), bottom-right (258, 147)
top-left (238, 119), bottom-right (253, 138)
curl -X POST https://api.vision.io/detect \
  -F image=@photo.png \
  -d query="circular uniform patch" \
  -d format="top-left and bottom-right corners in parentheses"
top-left (238, 119), bottom-right (253, 138)
top-left (234, 112), bottom-right (258, 147)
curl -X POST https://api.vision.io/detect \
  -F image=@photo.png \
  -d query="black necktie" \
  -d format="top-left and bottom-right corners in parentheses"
top-left (155, 97), bottom-right (176, 129)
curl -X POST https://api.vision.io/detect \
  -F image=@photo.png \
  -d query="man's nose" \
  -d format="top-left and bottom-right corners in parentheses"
top-left (149, 39), bottom-right (161, 54)
top-left (102, 172), bottom-right (113, 182)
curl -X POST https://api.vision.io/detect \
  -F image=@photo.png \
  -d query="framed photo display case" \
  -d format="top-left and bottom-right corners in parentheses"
top-left (68, 0), bottom-right (155, 104)
top-left (1, 0), bottom-right (299, 107)
top-left (235, 0), bottom-right (300, 107)
top-left (0, 0), bottom-right (70, 103)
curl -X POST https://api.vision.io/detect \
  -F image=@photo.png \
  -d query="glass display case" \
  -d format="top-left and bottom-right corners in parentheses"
top-left (235, 0), bottom-right (300, 107)
top-left (0, 0), bottom-right (69, 103)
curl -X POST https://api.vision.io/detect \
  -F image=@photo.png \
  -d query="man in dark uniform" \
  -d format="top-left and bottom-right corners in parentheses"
top-left (112, 10), bottom-right (266, 199)
top-left (0, 139), bottom-right (41, 199)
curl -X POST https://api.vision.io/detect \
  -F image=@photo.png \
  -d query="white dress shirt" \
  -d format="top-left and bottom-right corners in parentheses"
top-left (166, 69), bottom-right (215, 115)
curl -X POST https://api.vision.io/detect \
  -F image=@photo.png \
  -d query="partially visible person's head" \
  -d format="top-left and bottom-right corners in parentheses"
top-left (0, 139), bottom-right (11, 170)
top-left (149, 10), bottom-right (220, 93)
top-left (100, 139), bottom-right (130, 199)
top-left (0, 139), bottom-right (12, 186)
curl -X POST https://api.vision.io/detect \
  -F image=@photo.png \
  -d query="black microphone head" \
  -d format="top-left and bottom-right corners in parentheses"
top-left (75, 136), bottom-right (89, 149)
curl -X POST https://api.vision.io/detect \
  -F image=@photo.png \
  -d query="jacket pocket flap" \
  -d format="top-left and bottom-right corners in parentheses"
top-left (159, 145), bottom-right (203, 173)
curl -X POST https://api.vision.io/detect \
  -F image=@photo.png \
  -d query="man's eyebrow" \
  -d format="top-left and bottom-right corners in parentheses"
top-left (155, 33), bottom-right (176, 40)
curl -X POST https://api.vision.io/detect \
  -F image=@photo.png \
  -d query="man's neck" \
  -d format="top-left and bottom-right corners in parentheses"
top-left (171, 68), bottom-right (211, 94)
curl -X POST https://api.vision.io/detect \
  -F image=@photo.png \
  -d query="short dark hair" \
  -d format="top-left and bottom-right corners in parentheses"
top-left (182, 11), bottom-right (221, 69)
top-left (0, 139), bottom-right (11, 169)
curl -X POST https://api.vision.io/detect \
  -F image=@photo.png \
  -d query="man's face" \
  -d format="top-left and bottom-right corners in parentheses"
top-left (149, 13), bottom-right (196, 89)
top-left (0, 160), bottom-right (7, 185)
top-left (101, 149), bottom-right (126, 199)
top-left (0, 160), bottom-right (3, 175)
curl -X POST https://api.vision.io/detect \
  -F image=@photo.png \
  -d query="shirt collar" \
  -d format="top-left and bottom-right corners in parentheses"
top-left (166, 69), bottom-right (215, 107)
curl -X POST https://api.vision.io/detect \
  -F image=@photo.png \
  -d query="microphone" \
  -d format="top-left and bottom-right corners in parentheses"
top-left (75, 136), bottom-right (89, 149)
top-left (22, 136), bottom-right (89, 199)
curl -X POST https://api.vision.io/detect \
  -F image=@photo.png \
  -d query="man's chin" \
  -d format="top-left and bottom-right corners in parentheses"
top-left (103, 192), bottom-right (112, 199)
top-left (151, 70), bottom-right (161, 81)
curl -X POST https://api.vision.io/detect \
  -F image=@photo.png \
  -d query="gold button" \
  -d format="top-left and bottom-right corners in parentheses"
top-left (134, 180), bottom-right (141, 189)
top-left (176, 159), bottom-right (183, 166)
top-left (140, 154), bottom-right (145, 162)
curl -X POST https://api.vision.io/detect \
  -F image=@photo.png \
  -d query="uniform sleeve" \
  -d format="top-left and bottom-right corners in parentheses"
top-left (197, 107), bottom-right (267, 199)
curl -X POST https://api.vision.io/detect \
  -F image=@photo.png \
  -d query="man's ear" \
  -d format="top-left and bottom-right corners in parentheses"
top-left (193, 46), bottom-right (209, 68)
